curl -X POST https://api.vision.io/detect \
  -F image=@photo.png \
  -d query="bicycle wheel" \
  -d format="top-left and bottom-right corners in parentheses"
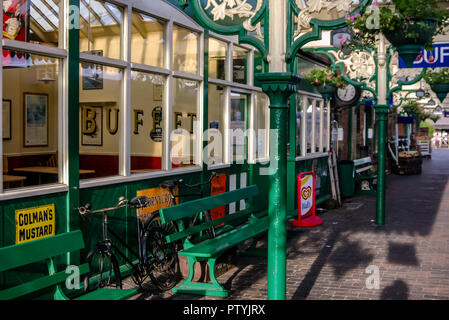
top-left (84, 244), bottom-right (122, 291)
top-left (143, 220), bottom-right (180, 291)
top-left (202, 210), bottom-right (216, 239)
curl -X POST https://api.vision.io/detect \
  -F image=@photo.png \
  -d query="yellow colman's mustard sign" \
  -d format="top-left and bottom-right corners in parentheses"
top-left (15, 204), bottom-right (55, 244)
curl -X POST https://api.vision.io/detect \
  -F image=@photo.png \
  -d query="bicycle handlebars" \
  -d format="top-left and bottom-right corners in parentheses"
top-left (78, 195), bottom-right (150, 216)
top-left (79, 173), bottom-right (218, 216)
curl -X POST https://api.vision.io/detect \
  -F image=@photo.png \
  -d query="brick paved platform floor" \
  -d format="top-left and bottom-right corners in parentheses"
top-left (127, 149), bottom-right (449, 300)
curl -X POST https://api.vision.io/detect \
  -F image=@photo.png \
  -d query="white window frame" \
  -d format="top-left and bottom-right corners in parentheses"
top-left (80, 2), bottom-right (206, 189)
top-left (207, 34), bottom-right (267, 169)
top-left (296, 90), bottom-right (330, 161)
top-left (0, 0), bottom-right (69, 200)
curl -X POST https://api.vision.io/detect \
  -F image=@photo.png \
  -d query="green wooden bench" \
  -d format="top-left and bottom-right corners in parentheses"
top-left (159, 184), bottom-right (268, 297)
top-left (353, 157), bottom-right (377, 195)
top-left (0, 230), bottom-right (138, 300)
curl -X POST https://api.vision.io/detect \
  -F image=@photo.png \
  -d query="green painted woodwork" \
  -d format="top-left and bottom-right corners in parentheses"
top-left (180, 215), bottom-right (269, 258)
top-left (0, 1), bottom-right (336, 301)
top-left (187, 0), bottom-right (269, 62)
top-left (74, 287), bottom-right (138, 300)
top-left (286, 0), bottom-right (371, 65)
top-left (160, 184), bottom-right (266, 297)
top-left (160, 185), bottom-right (258, 224)
top-left (0, 264), bottom-right (89, 300)
top-left (0, 193), bottom-right (67, 247)
top-left (165, 209), bottom-right (252, 243)
top-left (0, 231), bottom-right (84, 272)
top-left (0, 230), bottom-right (137, 300)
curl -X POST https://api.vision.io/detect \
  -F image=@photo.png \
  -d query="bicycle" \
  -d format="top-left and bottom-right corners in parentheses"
top-left (78, 195), bottom-right (179, 293)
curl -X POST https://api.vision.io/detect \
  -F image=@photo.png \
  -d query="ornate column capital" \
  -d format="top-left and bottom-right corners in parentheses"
top-left (374, 104), bottom-right (391, 116)
top-left (255, 72), bottom-right (301, 108)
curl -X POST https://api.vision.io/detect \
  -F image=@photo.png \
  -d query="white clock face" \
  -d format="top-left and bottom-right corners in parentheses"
top-left (337, 84), bottom-right (356, 102)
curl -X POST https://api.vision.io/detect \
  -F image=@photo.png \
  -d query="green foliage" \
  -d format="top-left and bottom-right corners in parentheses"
top-left (423, 68), bottom-right (449, 85)
top-left (402, 100), bottom-right (436, 121)
top-left (301, 67), bottom-right (347, 89)
top-left (420, 120), bottom-right (435, 136)
top-left (402, 100), bottom-right (422, 116)
top-left (345, 0), bottom-right (449, 51)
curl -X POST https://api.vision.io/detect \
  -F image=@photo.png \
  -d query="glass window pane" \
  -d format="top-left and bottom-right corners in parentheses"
top-left (306, 99), bottom-right (313, 154)
top-left (131, 12), bottom-right (164, 68)
top-left (3, 53), bottom-right (59, 190)
top-left (233, 46), bottom-right (248, 84)
top-left (172, 78), bottom-right (199, 167)
top-left (207, 84), bottom-right (226, 165)
top-left (315, 101), bottom-right (321, 152)
top-left (79, 63), bottom-right (122, 179)
top-left (33, 0), bottom-right (58, 27)
top-left (3, 0), bottom-right (61, 48)
top-left (254, 92), bottom-right (269, 159)
top-left (173, 25), bottom-right (198, 75)
top-left (230, 92), bottom-right (247, 162)
top-left (209, 38), bottom-right (227, 80)
top-left (130, 71), bottom-right (165, 173)
top-left (296, 94), bottom-right (303, 157)
top-left (323, 104), bottom-right (328, 152)
top-left (80, 0), bottom-right (122, 60)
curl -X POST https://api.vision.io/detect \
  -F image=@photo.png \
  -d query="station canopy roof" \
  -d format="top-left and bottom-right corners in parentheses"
top-left (434, 115), bottom-right (449, 130)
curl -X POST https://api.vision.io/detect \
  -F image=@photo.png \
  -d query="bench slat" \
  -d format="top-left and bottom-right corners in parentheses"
top-left (0, 230), bottom-right (84, 273)
top-left (179, 216), bottom-right (269, 258)
top-left (166, 209), bottom-right (252, 243)
top-left (0, 263), bottom-right (90, 300)
top-left (353, 157), bottom-right (372, 166)
top-left (355, 166), bottom-right (373, 173)
top-left (160, 185), bottom-right (259, 224)
top-left (75, 288), bottom-right (138, 300)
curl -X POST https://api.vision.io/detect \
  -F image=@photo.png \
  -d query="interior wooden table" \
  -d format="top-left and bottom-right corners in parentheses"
top-left (3, 174), bottom-right (27, 188)
top-left (13, 167), bottom-right (95, 184)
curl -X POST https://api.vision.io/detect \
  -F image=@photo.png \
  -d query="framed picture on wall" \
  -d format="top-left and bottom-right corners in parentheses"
top-left (23, 93), bottom-right (48, 147)
top-left (81, 50), bottom-right (103, 90)
top-left (2, 99), bottom-right (12, 140)
top-left (81, 105), bottom-right (103, 146)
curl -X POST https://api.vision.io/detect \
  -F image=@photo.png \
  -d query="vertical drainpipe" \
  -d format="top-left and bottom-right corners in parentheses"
top-left (67, 0), bottom-right (80, 261)
top-left (374, 34), bottom-right (388, 226)
top-left (203, 31), bottom-right (209, 185)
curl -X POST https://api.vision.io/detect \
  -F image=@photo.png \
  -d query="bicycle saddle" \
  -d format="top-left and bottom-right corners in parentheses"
top-left (160, 180), bottom-right (178, 189)
top-left (129, 196), bottom-right (149, 208)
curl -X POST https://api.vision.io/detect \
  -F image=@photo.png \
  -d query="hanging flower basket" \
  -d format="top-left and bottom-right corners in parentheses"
top-left (423, 68), bottom-right (449, 103)
top-left (430, 83), bottom-right (449, 103)
top-left (383, 18), bottom-right (438, 68)
top-left (301, 67), bottom-right (347, 101)
top-left (317, 84), bottom-right (337, 101)
top-left (345, 1), bottom-right (449, 67)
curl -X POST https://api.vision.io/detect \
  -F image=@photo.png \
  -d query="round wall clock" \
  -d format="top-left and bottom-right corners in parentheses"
top-left (334, 84), bottom-right (362, 107)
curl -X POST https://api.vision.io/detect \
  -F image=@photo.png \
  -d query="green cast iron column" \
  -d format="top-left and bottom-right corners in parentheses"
top-left (374, 105), bottom-right (389, 225)
top-left (255, 73), bottom-right (300, 300)
top-left (67, 0), bottom-right (80, 264)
